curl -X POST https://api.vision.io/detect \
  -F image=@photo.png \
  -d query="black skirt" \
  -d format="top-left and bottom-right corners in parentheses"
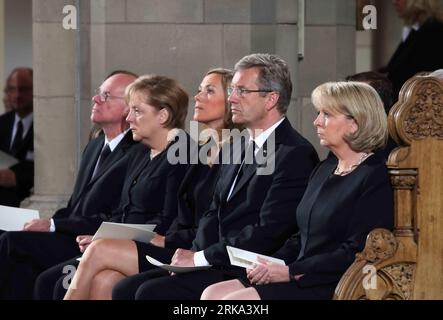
top-left (135, 241), bottom-right (175, 273)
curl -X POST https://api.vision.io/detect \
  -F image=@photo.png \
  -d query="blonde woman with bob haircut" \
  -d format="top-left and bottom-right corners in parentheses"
top-left (201, 82), bottom-right (394, 300)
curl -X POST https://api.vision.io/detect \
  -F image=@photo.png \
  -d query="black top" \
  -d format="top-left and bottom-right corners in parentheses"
top-left (165, 158), bottom-right (221, 249)
top-left (384, 17), bottom-right (443, 98)
top-left (109, 135), bottom-right (190, 235)
top-left (274, 152), bottom-right (394, 288)
top-left (189, 165), bottom-right (219, 217)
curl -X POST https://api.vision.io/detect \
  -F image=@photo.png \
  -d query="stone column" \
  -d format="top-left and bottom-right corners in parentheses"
top-left (23, 0), bottom-right (91, 218)
top-left (298, 0), bottom-right (356, 159)
top-left (87, 0), bottom-right (299, 130)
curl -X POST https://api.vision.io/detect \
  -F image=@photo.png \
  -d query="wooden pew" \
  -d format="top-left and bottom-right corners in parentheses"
top-left (334, 75), bottom-right (443, 300)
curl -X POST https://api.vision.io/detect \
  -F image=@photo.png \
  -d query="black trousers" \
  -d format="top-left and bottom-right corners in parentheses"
top-left (0, 231), bottom-right (80, 299)
top-left (34, 257), bottom-right (81, 300)
top-left (121, 268), bottom-right (245, 300)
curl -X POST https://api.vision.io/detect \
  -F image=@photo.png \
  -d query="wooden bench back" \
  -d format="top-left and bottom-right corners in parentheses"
top-left (334, 76), bottom-right (443, 300)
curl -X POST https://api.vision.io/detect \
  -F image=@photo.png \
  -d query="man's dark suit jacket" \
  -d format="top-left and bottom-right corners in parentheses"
top-left (0, 130), bottom-right (138, 299)
top-left (385, 17), bottom-right (443, 98)
top-left (192, 118), bottom-right (319, 266)
top-left (273, 153), bottom-right (394, 290)
top-left (52, 131), bottom-right (138, 235)
top-left (0, 111), bottom-right (34, 206)
top-left (33, 135), bottom-right (192, 299)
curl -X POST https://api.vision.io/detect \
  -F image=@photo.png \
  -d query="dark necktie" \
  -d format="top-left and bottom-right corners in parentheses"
top-left (236, 141), bottom-right (256, 183)
top-left (92, 144), bottom-right (111, 178)
top-left (10, 120), bottom-right (24, 156)
top-left (227, 141), bottom-right (256, 200)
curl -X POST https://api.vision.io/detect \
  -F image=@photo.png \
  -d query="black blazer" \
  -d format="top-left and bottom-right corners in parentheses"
top-left (52, 131), bottom-right (138, 235)
top-left (192, 118), bottom-right (319, 266)
top-left (0, 111), bottom-right (34, 206)
top-left (385, 17), bottom-right (443, 98)
top-left (108, 134), bottom-right (190, 236)
top-left (274, 153), bottom-right (394, 288)
top-left (165, 141), bottom-right (222, 249)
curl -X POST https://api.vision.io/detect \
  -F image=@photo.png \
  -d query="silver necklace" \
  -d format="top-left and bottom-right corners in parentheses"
top-left (334, 152), bottom-right (372, 176)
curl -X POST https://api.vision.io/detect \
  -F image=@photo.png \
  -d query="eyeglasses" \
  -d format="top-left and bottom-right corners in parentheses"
top-left (227, 86), bottom-right (273, 97)
top-left (94, 89), bottom-right (124, 103)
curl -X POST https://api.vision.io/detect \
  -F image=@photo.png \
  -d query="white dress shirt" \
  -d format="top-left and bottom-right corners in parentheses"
top-left (402, 23), bottom-right (420, 42)
top-left (10, 112), bottom-right (33, 149)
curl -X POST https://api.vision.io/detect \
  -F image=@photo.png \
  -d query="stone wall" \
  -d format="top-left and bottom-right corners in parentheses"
top-left (29, 0), bottom-right (356, 215)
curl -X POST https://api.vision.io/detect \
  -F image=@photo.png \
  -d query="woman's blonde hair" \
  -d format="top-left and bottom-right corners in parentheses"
top-left (311, 81), bottom-right (388, 152)
top-left (402, 0), bottom-right (442, 25)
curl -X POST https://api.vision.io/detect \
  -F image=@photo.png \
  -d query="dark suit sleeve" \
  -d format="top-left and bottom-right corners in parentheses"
top-left (53, 214), bottom-right (109, 235)
top-left (272, 232), bottom-right (301, 263)
top-left (203, 145), bottom-right (316, 265)
top-left (189, 174), bottom-right (224, 251)
top-left (166, 165), bottom-right (222, 249)
top-left (288, 169), bottom-right (394, 278)
top-left (153, 163), bottom-right (189, 235)
top-left (50, 140), bottom-right (94, 223)
top-left (165, 220), bottom-right (196, 249)
top-left (51, 136), bottom-right (137, 235)
top-left (51, 207), bottom-right (72, 220)
top-left (10, 160), bottom-right (34, 199)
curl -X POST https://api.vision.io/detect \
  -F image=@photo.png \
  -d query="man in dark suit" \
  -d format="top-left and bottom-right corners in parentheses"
top-left (122, 53), bottom-right (319, 300)
top-left (0, 68), bottom-right (34, 207)
top-left (0, 71), bottom-right (138, 299)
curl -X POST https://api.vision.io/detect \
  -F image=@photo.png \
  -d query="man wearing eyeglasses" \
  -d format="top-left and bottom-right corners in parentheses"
top-left (0, 68), bottom-right (34, 207)
top-left (0, 71), bottom-right (140, 299)
top-left (116, 54), bottom-right (319, 300)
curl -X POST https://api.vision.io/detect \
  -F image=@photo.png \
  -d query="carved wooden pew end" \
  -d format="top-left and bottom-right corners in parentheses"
top-left (334, 75), bottom-right (443, 300)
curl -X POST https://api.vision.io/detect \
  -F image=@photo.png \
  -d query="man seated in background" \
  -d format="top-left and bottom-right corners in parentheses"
top-left (0, 68), bottom-right (34, 207)
top-left (0, 71), bottom-right (138, 299)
